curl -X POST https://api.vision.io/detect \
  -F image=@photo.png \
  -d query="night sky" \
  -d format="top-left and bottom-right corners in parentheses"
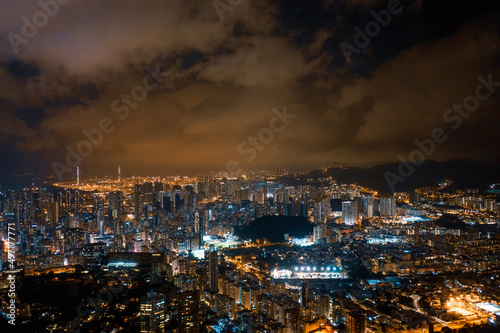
top-left (0, 0), bottom-right (499, 186)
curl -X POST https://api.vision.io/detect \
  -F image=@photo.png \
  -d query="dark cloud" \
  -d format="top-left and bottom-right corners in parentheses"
top-left (15, 106), bottom-right (45, 127)
top-left (0, 0), bottom-right (499, 184)
top-left (4, 59), bottom-right (39, 81)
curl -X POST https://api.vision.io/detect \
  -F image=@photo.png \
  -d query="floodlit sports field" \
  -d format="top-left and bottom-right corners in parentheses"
top-left (476, 302), bottom-right (500, 315)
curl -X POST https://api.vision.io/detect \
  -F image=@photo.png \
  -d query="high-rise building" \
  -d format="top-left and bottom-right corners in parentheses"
top-left (143, 182), bottom-right (154, 205)
top-left (81, 243), bottom-right (106, 270)
top-left (175, 192), bottom-right (184, 211)
top-left (360, 195), bottom-right (374, 218)
top-left (52, 201), bottom-right (60, 227)
top-left (158, 191), bottom-right (172, 213)
top-left (178, 290), bottom-right (200, 333)
top-left (207, 245), bottom-right (218, 293)
top-left (342, 201), bottom-right (359, 225)
top-left (319, 295), bottom-right (331, 319)
top-left (285, 308), bottom-right (300, 333)
top-left (195, 211), bottom-right (204, 249)
top-left (134, 184), bottom-right (141, 222)
top-left (95, 197), bottom-right (104, 236)
top-left (313, 224), bottom-right (325, 244)
top-left (379, 196), bottom-right (396, 217)
top-left (314, 201), bottom-right (328, 224)
top-left (154, 181), bottom-right (163, 199)
top-left (301, 279), bottom-right (309, 306)
top-left (109, 191), bottom-right (124, 220)
top-left (345, 309), bottom-right (365, 333)
top-left (140, 291), bottom-right (165, 333)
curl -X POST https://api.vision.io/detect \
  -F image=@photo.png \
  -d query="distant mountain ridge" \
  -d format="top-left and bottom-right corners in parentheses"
top-left (280, 159), bottom-right (500, 194)
top-left (1, 159), bottom-right (498, 194)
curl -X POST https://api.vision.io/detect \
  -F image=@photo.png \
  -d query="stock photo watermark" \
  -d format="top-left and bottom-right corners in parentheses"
top-left (384, 73), bottom-right (500, 192)
top-left (5, 223), bottom-right (17, 325)
top-left (213, 0), bottom-right (243, 22)
top-left (51, 65), bottom-right (170, 182)
top-left (225, 106), bottom-right (296, 177)
top-left (7, 0), bottom-right (71, 54)
top-left (340, 0), bottom-right (403, 63)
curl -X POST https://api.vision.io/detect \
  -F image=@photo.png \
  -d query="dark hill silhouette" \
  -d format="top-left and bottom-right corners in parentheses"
top-left (234, 215), bottom-right (313, 242)
top-left (279, 159), bottom-right (499, 194)
top-left (434, 214), bottom-right (468, 230)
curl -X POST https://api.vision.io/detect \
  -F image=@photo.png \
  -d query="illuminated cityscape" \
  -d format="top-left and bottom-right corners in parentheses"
top-left (1, 1), bottom-right (500, 333)
top-left (0, 169), bottom-right (499, 332)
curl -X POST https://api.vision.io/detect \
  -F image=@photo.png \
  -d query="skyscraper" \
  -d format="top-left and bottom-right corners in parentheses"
top-left (313, 224), bottom-right (325, 244)
top-left (96, 196), bottom-right (104, 236)
top-left (134, 184), bottom-right (141, 223)
top-left (195, 211), bottom-right (204, 249)
top-left (178, 289), bottom-right (200, 333)
top-left (207, 245), bottom-right (218, 293)
top-left (361, 195), bottom-right (374, 218)
top-left (109, 191), bottom-right (124, 220)
top-left (342, 200), bottom-right (359, 225)
top-left (345, 309), bottom-right (365, 333)
top-left (379, 196), bottom-right (396, 217)
top-left (301, 279), bottom-right (309, 306)
top-left (140, 291), bottom-right (165, 333)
